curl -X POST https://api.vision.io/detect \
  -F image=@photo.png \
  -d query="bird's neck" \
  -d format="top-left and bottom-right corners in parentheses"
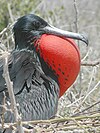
top-left (34, 34), bottom-right (80, 97)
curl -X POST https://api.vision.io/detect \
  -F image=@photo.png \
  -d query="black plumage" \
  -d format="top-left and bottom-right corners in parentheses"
top-left (0, 14), bottom-right (88, 132)
top-left (0, 50), bottom-right (59, 123)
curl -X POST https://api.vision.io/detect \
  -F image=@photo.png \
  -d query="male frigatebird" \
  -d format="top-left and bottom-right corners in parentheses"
top-left (0, 14), bottom-right (88, 124)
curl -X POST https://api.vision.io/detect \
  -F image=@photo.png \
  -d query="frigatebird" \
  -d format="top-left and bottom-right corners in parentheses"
top-left (0, 14), bottom-right (88, 125)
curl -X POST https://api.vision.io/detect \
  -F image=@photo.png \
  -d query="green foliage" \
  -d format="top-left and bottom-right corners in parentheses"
top-left (0, 0), bottom-right (41, 31)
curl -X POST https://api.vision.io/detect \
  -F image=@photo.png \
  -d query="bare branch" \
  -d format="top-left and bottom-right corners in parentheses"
top-left (73, 0), bottom-right (83, 96)
top-left (1, 92), bottom-right (6, 128)
top-left (73, 0), bottom-right (79, 33)
top-left (2, 52), bottom-right (24, 133)
top-left (81, 59), bottom-right (100, 66)
top-left (7, 3), bottom-right (14, 23)
top-left (1, 113), bottom-right (100, 132)
top-left (73, 100), bottom-right (100, 116)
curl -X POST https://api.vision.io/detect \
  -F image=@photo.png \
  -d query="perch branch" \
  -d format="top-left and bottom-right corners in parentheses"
top-left (2, 112), bottom-right (100, 126)
top-left (0, 113), bottom-right (100, 132)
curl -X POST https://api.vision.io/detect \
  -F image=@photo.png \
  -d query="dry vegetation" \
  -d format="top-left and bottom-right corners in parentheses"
top-left (0, 0), bottom-right (100, 132)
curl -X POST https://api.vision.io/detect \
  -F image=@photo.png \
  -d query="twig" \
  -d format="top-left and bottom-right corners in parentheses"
top-left (1, 92), bottom-right (6, 128)
top-left (3, 112), bottom-right (100, 126)
top-left (73, 100), bottom-right (100, 116)
top-left (1, 113), bottom-right (100, 132)
top-left (0, 104), bottom-right (12, 112)
top-left (81, 81), bottom-right (100, 105)
top-left (81, 59), bottom-right (100, 66)
top-left (73, 80), bottom-right (100, 115)
top-left (72, 118), bottom-right (89, 133)
top-left (0, 23), bottom-right (14, 37)
top-left (0, 27), bottom-right (8, 37)
top-left (7, 3), bottom-right (14, 23)
top-left (2, 51), bottom-right (24, 133)
top-left (73, 0), bottom-right (79, 33)
top-left (73, 0), bottom-right (83, 96)
top-left (81, 49), bottom-right (90, 62)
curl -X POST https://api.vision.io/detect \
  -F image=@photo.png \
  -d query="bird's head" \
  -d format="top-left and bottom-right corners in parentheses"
top-left (13, 14), bottom-right (88, 49)
top-left (13, 14), bottom-right (88, 97)
top-left (13, 14), bottom-right (48, 49)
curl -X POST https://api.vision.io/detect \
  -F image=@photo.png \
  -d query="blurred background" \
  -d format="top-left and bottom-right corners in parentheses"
top-left (0, 0), bottom-right (100, 118)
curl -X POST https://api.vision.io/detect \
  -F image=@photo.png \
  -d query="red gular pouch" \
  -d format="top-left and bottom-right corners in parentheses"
top-left (35, 34), bottom-right (81, 97)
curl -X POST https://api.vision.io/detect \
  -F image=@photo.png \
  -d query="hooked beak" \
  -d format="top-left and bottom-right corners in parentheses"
top-left (41, 25), bottom-right (88, 45)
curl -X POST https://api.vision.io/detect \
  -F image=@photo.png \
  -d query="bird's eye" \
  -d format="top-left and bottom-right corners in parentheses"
top-left (32, 21), bottom-right (40, 30)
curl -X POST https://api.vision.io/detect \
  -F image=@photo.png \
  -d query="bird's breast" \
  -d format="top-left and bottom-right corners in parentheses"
top-left (35, 34), bottom-right (81, 97)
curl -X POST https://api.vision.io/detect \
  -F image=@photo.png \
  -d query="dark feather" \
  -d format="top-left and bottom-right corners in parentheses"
top-left (0, 50), bottom-right (59, 123)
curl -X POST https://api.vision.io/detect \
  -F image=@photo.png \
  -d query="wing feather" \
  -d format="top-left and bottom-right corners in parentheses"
top-left (0, 50), bottom-right (59, 123)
